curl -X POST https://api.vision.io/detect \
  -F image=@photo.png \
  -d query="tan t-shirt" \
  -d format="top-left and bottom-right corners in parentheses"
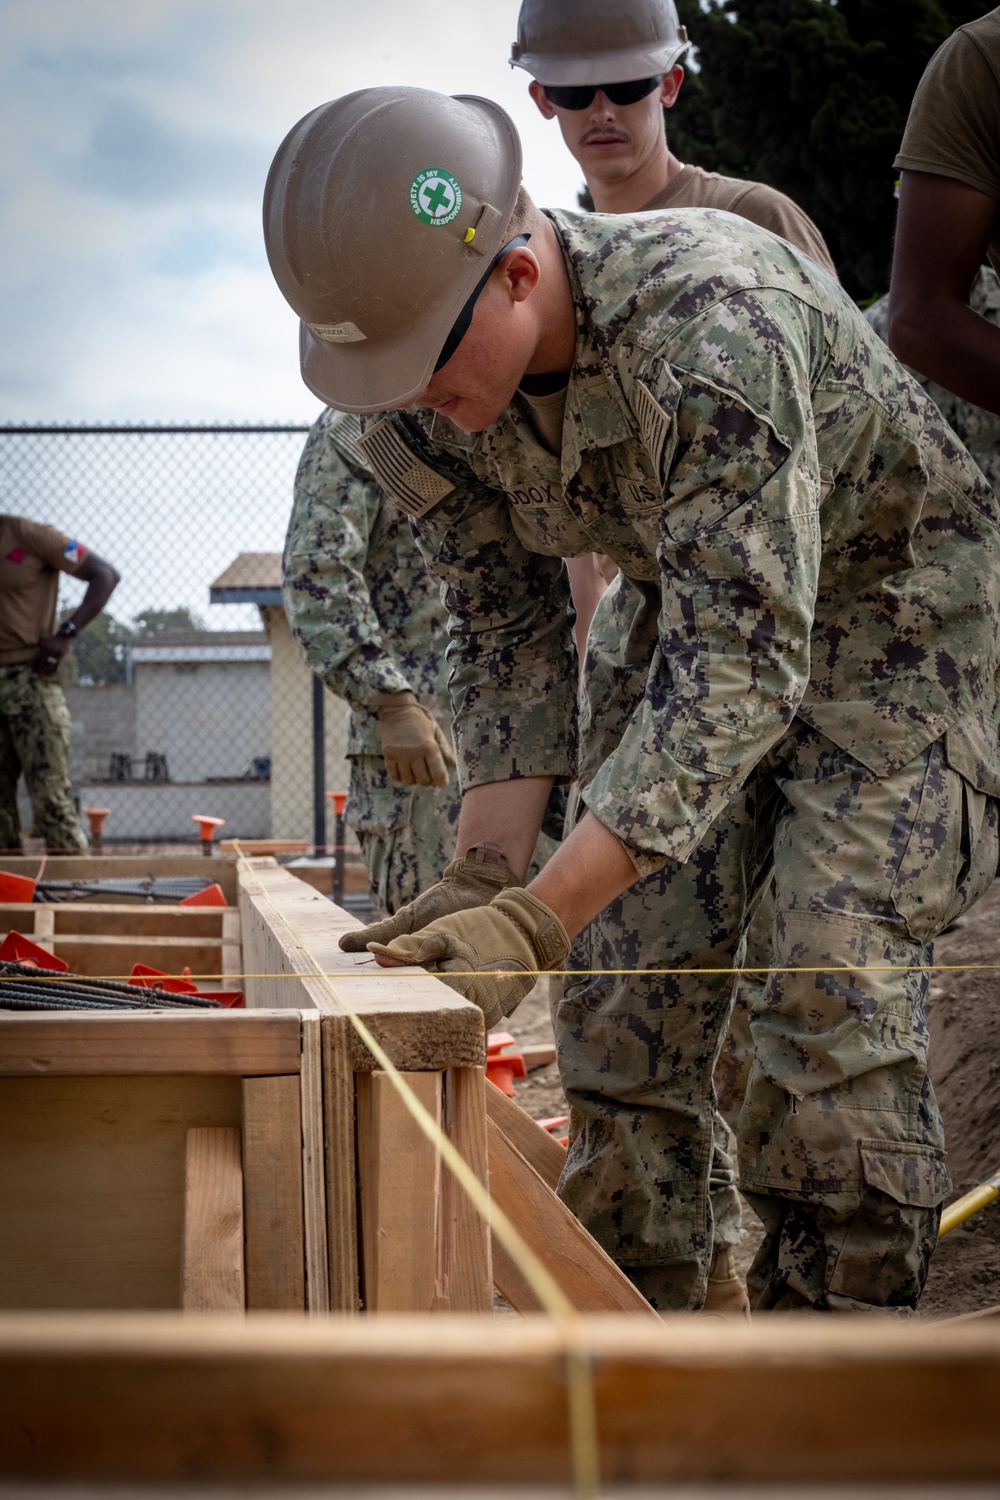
top-left (894, 9), bottom-right (1000, 275)
top-left (642, 164), bottom-right (838, 279)
top-left (0, 515), bottom-right (87, 663)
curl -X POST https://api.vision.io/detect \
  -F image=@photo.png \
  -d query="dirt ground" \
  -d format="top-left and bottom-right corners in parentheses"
top-left (502, 883), bottom-right (1000, 1319)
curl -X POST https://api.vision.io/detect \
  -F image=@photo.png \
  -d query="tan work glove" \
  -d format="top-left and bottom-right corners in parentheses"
top-left (338, 845), bottom-right (518, 952)
top-left (374, 691), bottom-right (456, 788)
top-left (367, 888), bottom-right (570, 1030)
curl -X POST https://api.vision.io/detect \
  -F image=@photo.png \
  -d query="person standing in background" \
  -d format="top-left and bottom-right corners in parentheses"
top-left (0, 515), bottom-right (119, 853)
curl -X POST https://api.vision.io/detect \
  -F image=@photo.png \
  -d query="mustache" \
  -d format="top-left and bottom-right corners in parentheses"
top-left (580, 125), bottom-right (631, 145)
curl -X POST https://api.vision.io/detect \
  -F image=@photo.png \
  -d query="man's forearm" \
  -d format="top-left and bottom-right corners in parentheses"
top-left (527, 810), bottom-right (638, 939)
top-left (456, 776), bottom-right (554, 882)
top-left (69, 558), bottom-right (119, 631)
top-left (889, 170), bottom-right (1000, 415)
top-left (889, 295), bottom-right (1000, 415)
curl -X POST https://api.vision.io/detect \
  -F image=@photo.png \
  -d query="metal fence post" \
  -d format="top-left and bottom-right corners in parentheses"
top-left (312, 675), bottom-right (326, 856)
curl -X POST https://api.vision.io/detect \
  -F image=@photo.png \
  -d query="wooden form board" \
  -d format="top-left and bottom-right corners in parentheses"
top-left (237, 857), bottom-right (484, 1071)
top-left (181, 1128), bottom-right (245, 1312)
top-left (0, 854), bottom-right (239, 903)
top-left (0, 1008), bottom-right (326, 1314)
top-left (238, 859), bottom-right (493, 1314)
top-left (1, 1314), bottom-right (999, 1485)
top-left (487, 1118), bottom-right (656, 1318)
top-left (1, 901), bottom-right (242, 984)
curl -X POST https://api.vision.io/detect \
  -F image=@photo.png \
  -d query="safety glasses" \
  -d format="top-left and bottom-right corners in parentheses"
top-left (542, 76), bottom-right (663, 110)
top-left (433, 234), bottom-right (531, 372)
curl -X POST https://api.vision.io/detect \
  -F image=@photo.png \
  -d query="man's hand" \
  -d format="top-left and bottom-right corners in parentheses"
top-left (375, 691), bottom-right (456, 787)
top-left (338, 845), bottom-right (518, 952)
top-left (368, 887), bottom-right (570, 1029)
top-left (32, 634), bottom-right (72, 678)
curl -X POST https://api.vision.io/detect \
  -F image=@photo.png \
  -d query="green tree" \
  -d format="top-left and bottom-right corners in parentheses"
top-left (131, 605), bottom-right (205, 637)
top-left (60, 611), bottom-right (133, 685)
top-left (669, 0), bottom-right (987, 301)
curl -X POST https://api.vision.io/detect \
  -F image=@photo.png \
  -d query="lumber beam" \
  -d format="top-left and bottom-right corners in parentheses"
top-left (487, 1118), bottom-right (656, 1318)
top-left (299, 1011), bottom-right (330, 1313)
top-left (0, 854), bottom-right (239, 902)
top-left (181, 1128), bottom-right (245, 1312)
top-left (356, 1070), bottom-right (441, 1312)
top-left (322, 1012), bottom-right (359, 1313)
top-left (237, 858), bottom-right (484, 1070)
top-left (434, 1066), bottom-right (492, 1313)
top-left (0, 1011), bottom-right (302, 1077)
top-left (486, 1077), bottom-right (565, 1192)
top-left (241, 1075), bottom-right (306, 1310)
top-left (1, 1314), bottom-right (999, 1484)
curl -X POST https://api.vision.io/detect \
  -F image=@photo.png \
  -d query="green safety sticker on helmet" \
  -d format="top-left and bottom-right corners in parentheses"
top-left (409, 167), bottom-right (463, 227)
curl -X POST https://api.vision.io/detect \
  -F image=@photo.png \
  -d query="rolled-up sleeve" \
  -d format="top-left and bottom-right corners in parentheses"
top-left (585, 293), bottom-right (822, 873)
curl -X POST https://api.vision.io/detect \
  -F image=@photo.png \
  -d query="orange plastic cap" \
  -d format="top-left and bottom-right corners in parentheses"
top-left (179, 883), bottom-right (228, 908)
top-left (0, 872), bottom-right (37, 904)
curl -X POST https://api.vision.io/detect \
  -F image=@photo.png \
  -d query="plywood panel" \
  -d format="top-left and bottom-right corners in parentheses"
top-left (0, 1075), bottom-right (241, 1310)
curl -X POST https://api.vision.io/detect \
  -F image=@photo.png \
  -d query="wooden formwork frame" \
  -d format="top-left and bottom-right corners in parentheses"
top-left (0, 857), bottom-right (328, 1315)
top-left (237, 857), bottom-right (655, 1318)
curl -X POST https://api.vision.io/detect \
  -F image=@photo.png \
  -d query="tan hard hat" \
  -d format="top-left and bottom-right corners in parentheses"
top-left (263, 87), bottom-right (522, 413)
top-left (510, 0), bottom-right (688, 85)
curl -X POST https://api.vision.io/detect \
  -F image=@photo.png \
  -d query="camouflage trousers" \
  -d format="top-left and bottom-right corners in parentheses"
top-left (350, 755), bottom-right (563, 915)
top-left (347, 756), bottom-right (463, 915)
top-left (0, 664), bottom-right (87, 853)
top-left (557, 721), bottom-right (998, 1314)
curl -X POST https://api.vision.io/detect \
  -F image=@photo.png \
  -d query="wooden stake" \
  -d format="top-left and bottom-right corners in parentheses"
top-left (356, 1070), bottom-right (441, 1312)
top-left (241, 1075), bottom-right (305, 1310)
top-left (433, 1067), bottom-right (492, 1313)
top-left (181, 1128), bottom-right (245, 1312)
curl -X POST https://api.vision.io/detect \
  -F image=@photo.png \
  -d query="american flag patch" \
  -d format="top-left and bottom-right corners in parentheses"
top-left (64, 540), bottom-right (87, 565)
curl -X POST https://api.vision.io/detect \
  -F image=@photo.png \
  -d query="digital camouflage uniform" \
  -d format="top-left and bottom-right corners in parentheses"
top-left (355, 207), bottom-right (1000, 1313)
top-left (0, 667), bottom-right (85, 853)
top-left (865, 267), bottom-right (1000, 494)
top-left (284, 409), bottom-right (461, 913)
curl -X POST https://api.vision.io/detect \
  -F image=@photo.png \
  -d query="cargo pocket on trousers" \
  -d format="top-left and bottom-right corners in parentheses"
top-left (858, 1141), bottom-right (952, 1208)
top-left (827, 1139), bottom-right (951, 1304)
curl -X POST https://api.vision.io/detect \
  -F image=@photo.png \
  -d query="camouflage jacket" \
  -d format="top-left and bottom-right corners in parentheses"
top-left (865, 268), bottom-right (1000, 496)
top-left (283, 408), bottom-right (452, 758)
top-left (357, 209), bottom-right (1000, 873)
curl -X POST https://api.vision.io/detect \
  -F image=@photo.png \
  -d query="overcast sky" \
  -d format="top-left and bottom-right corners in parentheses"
top-left (0, 0), bottom-right (588, 424)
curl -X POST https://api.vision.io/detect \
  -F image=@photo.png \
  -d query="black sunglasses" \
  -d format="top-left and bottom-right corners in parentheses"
top-left (433, 234), bottom-right (531, 372)
top-left (542, 76), bottom-right (663, 110)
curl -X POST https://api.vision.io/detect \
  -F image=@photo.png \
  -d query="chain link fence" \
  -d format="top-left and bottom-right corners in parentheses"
top-left (1, 422), bottom-right (352, 851)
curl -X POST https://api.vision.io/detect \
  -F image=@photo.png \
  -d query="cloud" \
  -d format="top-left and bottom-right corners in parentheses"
top-left (0, 0), bottom-right (586, 422)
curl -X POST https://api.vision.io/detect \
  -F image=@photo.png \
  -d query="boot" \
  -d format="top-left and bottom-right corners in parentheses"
top-left (700, 1245), bottom-right (751, 1318)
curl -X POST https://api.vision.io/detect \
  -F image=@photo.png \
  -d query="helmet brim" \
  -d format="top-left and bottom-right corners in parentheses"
top-left (511, 40), bottom-right (688, 85)
top-left (300, 307), bottom-right (454, 415)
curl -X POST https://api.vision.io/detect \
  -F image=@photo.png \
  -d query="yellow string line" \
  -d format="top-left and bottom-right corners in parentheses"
top-left (4, 960), bottom-right (1000, 983)
top-left (231, 844), bottom-right (601, 1500)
